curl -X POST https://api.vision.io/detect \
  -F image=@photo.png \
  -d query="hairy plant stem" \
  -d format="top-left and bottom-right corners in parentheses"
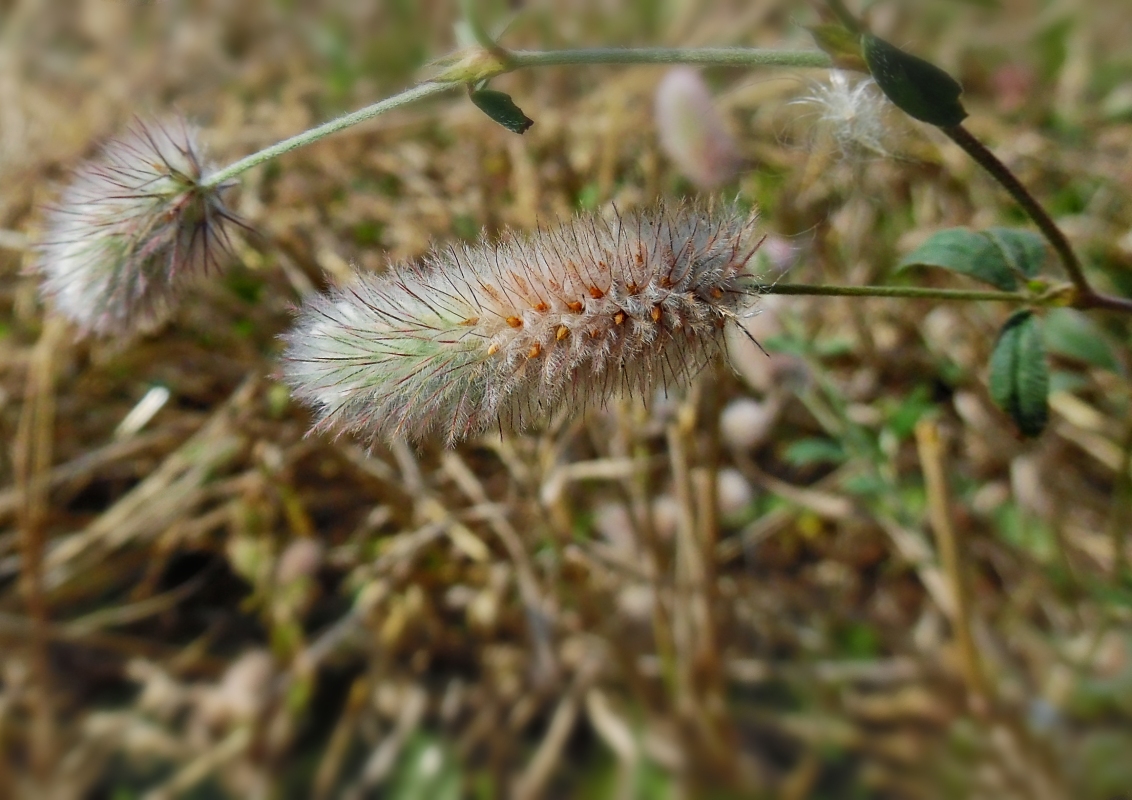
top-left (763, 283), bottom-right (1033, 303)
top-left (766, 281), bottom-right (1132, 312)
top-left (506, 47), bottom-right (832, 70)
top-left (202, 47), bottom-right (831, 188)
top-left (202, 82), bottom-right (454, 188)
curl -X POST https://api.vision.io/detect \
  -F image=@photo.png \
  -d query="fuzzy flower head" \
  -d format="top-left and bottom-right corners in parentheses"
top-left (792, 70), bottom-right (901, 159)
top-left (282, 202), bottom-right (763, 447)
top-left (34, 117), bottom-right (240, 336)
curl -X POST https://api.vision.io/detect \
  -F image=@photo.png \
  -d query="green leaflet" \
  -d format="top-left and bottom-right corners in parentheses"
top-left (1043, 308), bottom-right (1121, 373)
top-left (899, 227), bottom-right (1047, 291)
top-left (989, 311), bottom-right (1049, 437)
top-left (469, 89), bottom-right (534, 134)
top-left (983, 227), bottom-right (1047, 280)
top-left (862, 34), bottom-right (967, 127)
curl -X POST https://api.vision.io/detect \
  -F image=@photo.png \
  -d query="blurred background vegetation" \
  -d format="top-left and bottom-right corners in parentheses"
top-left (2, 0), bottom-right (1132, 797)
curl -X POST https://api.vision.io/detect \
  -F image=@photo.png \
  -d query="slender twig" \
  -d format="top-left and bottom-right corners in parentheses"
top-left (1067, 292), bottom-right (1132, 313)
top-left (312, 676), bottom-right (369, 800)
top-left (202, 82), bottom-right (456, 188)
top-left (762, 282), bottom-right (1031, 303)
top-left (666, 411), bottom-right (731, 773)
top-left (506, 47), bottom-right (832, 70)
top-left (764, 281), bottom-right (1132, 313)
top-left (627, 416), bottom-right (679, 700)
top-left (666, 416), bottom-right (703, 716)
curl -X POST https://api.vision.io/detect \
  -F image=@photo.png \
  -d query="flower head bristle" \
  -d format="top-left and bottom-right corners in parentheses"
top-left (282, 202), bottom-right (763, 447)
top-left (34, 117), bottom-right (243, 336)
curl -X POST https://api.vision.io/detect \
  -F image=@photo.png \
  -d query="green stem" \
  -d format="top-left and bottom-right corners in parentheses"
top-left (202, 82), bottom-right (457, 188)
top-left (762, 282), bottom-right (1132, 314)
top-left (762, 283), bottom-right (1030, 303)
top-left (508, 47), bottom-right (832, 70)
top-left (202, 47), bottom-right (831, 188)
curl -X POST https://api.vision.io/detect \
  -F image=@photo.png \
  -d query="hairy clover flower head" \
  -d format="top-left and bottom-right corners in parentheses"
top-left (282, 202), bottom-right (764, 447)
top-left (34, 117), bottom-right (241, 336)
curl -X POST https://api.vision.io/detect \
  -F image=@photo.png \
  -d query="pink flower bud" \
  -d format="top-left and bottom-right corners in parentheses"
top-left (654, 68), bottom-right (742, 189)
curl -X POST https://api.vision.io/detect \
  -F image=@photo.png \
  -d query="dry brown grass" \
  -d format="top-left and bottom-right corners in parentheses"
top-left (2, 1), bottom-right (1132, 798)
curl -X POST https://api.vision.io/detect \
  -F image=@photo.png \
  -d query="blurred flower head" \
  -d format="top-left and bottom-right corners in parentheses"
top-left (34, 117), bottom-right (242, 337)
top-left (654, 67), bottom-right (742, 189)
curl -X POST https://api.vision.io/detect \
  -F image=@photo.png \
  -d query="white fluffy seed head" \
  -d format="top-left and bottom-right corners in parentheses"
top-left (282, 202), bottom-right (763, 447)
top-left (792, 70), bottom-right (899, 160)
top-left (33, 117), bottom-right (240, 337)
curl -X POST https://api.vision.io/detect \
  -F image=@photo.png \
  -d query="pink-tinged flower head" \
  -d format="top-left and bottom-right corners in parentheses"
top-left (282, 202), bottom-right (764, 447)
top-left (34, 117), bottom-right (241, 336)
top-left (654, 68), bottom-right (742, 189)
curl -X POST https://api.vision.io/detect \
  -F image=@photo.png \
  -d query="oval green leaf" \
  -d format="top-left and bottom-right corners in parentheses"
top-left (989, 310), bottom-right (1049, 437)
top-left (861, 34), bottom-right (968, 127)
top-left (983, 227), bottom-right (1047, 279)
top-left (899, 228), bottom-right (1018, 291)
top-left (469, 89), bottom-right (534, 134)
